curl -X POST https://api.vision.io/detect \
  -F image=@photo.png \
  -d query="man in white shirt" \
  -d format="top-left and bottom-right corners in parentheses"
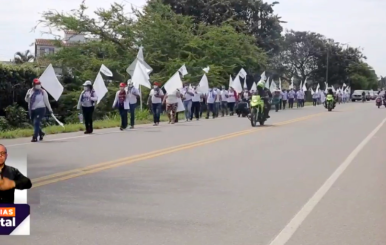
top-left (220, 86), bottom-right (228, 116)
top-left (214, 88), bottom-right (221, 117)
top-left (182, 84), bottom-right (194, 121)
top-left (296, 89), bottom-right (304, 108)
top-left (288, 88), bottom-right (295, 109)
top-left (191, 86), bottom-right (202, 120)
top-left (206, 88), bottom-right (217, 119)
top-left (127, 80), bottom-right (140, 129)
top-left (147, 82), bottom-right (164, 126)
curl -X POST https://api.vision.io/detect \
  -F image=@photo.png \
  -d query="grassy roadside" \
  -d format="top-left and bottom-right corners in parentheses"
top-left (0, 114), bottom-right (168, 139)
top-left (0, 102), bottom-right (316, 139)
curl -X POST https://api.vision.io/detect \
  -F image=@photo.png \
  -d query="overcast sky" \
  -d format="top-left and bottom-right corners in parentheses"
top-left (1, 0), bottom-right (384, 76)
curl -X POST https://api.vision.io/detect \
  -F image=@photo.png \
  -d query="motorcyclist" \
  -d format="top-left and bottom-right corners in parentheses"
top-left (251, 81), bottom-right (270, 118)
top-left (361, 91), bottom-right (366, 101)
top-left (325, 88), bottom-right (336, 108)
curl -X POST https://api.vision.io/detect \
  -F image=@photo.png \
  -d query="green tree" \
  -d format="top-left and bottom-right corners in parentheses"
top-left (150, 0), bottom-right (284, 53)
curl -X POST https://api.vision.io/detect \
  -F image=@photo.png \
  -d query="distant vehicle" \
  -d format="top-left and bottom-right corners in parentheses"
top-left (369, 91), bottom-right (376, 100)
top-left (351, 90), bottom-right (364, 102)
top-left (366, 91), bottom-right (371, 101)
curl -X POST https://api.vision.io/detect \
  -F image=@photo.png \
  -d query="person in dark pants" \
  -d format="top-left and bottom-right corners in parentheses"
top-left (0, 144), bottom-right (32, 203)
top-left (281, 89), bottom-right (288, 110)
top-left (112, 83), bottom-right (130, 130)
top-left (205, 88), bottom-right (217, 119)
top-left (77, 81), bottom-right (98, 134)
top-left (25, 78), bottom-right (53, 142)
top-left (288, 88), bottom-right (295, 108)
top-left (147, 82), bottom-right (164, 126)
top-left (190, 86), bottom-right (202, 120)
top-left (272, 90), bottom-right (281, 112)
top-left (127, 80), bottom-right (140, 129)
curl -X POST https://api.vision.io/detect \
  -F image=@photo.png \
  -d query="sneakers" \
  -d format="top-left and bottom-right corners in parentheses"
top-left (39, 132), bottom-right (45, 141)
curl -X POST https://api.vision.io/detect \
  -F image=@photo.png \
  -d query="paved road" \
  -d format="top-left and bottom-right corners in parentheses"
top-left (2, 102), bottom-right (385, 245)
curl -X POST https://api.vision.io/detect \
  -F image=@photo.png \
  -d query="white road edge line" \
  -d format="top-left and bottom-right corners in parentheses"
top-left (268, 117), bottom-right (386, 245)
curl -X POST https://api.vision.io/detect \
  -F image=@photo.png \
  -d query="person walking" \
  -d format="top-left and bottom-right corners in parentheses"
top-left (112, 83), bottom-right (130, 130)
top-left (272, 90), bottom-right (281, 112)
top-left (190, 86), bottom-right (201, 120)
top-left (214, 88), bottom-right (221, 117)
top-left (296, 89), bottom-right (303, 108)
top-left (227, 87), bottom-right (237, 115)
top-left (312, 91), bottom-right (318, 106)
top-left (77, 81), bottom-right (98, 134)
top-left (288, 88), bottom-right (295, 109)
top-left (25, 78), bottom-right (53, 142)
top-left (148, 82), bottom-right (164, 126)
top-left (182, 84), bottom-right (194, 121)
top-left (281, 89), bottom-right (288, 110)
top-left (127, 80), bottom-right (140, 129)
top-left (163, 88), bottom-right (181, 124)
top-left (220, 86), bottom-right (228, 116)
top-left (206, 88), bottom-right (217, 119)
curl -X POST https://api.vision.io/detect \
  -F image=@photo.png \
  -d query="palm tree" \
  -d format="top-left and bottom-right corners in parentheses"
top-left (14, 50), bottom-right (35, 64)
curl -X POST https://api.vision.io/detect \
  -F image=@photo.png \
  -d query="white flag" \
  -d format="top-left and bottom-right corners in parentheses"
top-left (231, 75), bottom-right (243, 93)
top-left (164, 71), bottom-right (183, 94)
top-left (126, 47), bottom-right (153, 75)
top-left (279, 77), bottom-right (282, 90)
top-left (302, 79), bottom-right (307, 92)
top-left (315, 83), bottom-right (320, 92)
top-left (261, 71), bottom-right (267, 81)
top-left (100, 64), bottom-right (113, 77)
top-left (311, 88), bottom-right (315, 95)
top-left (250, 82), bottom-right (257, 92)
top-left (197, 74), bottom-right (209, 94)
top-left (93, 72), bottom-right (108, 104)
top-left (270, 80), bottom-right (277, 92)
top-left (331, 85), bottom-right (336, 92)
top-left (131, 60), bottom-right (151, 89)
top-left (178, 64), bottom-right (188, 77)
top-left (289, 77), bottom-right (294, 89)
top-left (265, 77), bottom-right (270, 89)
top-left (229, 75), bottom-right (233, 87)
top-left (203, 66), bottom-right (210, 73)
top-left (238, 68), bottom-right (247, 79)
top-left (39, 64), bottom-right (64, 101)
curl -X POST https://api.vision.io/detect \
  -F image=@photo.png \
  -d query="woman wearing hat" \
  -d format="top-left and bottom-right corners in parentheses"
top-left (147, 82), bottom-right (164, 126)
top-left (127, 79), bottom-right (140, 129)
top-left (112, 83), bottom-right (130, 130)
top-left (77, 81), bottom-right (98, 134)
top-left (25, 79), bottom-right (53, 142)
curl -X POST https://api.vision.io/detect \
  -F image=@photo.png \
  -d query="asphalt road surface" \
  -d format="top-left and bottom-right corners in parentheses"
top-left (2, 102), bottom-right (385, 245)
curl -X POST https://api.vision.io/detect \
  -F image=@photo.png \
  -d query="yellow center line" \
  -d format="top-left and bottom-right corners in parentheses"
top-left (30, 111), bottom-right (331, 188)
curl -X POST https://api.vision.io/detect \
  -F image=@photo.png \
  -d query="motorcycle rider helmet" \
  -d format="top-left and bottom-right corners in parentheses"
top-left (257, 80), bottom-right (265, 88)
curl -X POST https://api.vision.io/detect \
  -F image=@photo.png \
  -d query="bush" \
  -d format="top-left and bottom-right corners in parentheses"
top-left (4, 103), bottom-right (29, 127)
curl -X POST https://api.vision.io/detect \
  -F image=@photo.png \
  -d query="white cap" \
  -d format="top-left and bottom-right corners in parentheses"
top-left (83, 80), bottom-right (92, 86)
